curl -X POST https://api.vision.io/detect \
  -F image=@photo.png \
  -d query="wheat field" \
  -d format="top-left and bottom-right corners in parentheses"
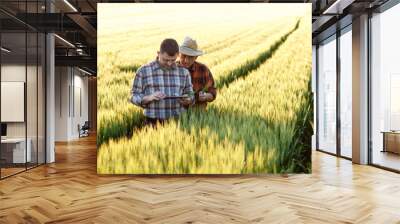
top-left (97, 4), bottom-right (312, 174)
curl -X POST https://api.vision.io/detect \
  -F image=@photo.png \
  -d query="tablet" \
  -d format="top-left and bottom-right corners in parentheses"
top-left (164, 95), bottom-right (189, 99)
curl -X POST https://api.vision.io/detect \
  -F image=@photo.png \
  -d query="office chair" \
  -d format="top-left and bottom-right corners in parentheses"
top-left (79, 121), bottom-right (90, 138)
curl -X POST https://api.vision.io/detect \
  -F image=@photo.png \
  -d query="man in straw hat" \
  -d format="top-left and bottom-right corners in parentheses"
top-left (178, 36), bottom-right (216, 109)
top-left (131, 38), bottom-right (194, 126)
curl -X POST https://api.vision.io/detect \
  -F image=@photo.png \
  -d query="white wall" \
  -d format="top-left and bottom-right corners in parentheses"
top-left (1, 65), bottom-right (26, 140)
top-left (1, 65), bottom-right (34, 138)
top-left (74, 70), bottom-right (89, 139)
top-left (55, 67), bottom-right (69, 141)
top-left (55, 67), bottom-right (89, 141)
top-left (1, 65), bottom-right (26, 81)
top-left (1, 82), bottom-right (25, 122)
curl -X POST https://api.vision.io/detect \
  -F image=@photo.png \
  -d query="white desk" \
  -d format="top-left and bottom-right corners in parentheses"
top-left (1, 138), bottom-right (32, 163)
top-left (382, 131), bottom-right (400, 154)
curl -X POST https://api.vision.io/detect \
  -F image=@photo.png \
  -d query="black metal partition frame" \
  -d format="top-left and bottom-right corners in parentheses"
top-left (315, 23), bottom-right (352, 161)
top-left (0, 0), bottom-right (47, 180)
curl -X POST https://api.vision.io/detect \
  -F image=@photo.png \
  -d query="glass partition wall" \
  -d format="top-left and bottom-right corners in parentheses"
top-left (0, 2), bottom-right (46, 179)
top-left (317, 35), bottom-right (337, 155)
top-left (315, 0), bottom-right (400, 172)
top-left (316, 25), bottom-right (353, 159)
top-left (370, 3), bottom-right (400, 171)
top-left (0, 30), bottom-right (27, 177)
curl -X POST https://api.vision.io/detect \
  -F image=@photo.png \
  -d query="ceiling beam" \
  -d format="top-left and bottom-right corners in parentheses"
top-left (67, 13), bottom-right (97, 40)
top-left (55, 55), bottom-right (96, 72)
top-left (323, 0), bottom-right (356, 14)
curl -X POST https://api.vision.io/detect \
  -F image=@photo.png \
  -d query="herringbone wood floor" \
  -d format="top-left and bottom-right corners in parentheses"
top-left (0, 135), bottom-right (399, 224)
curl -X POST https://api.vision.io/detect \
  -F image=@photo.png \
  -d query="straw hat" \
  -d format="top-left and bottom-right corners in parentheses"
top-left (179, 36), bottom-right (203, 56)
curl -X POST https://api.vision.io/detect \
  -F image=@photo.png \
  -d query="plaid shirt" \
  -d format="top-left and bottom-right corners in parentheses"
top-left (131, 60), bottom-right (194, 119)
top-left (177, 61), bottom-right (217, 107)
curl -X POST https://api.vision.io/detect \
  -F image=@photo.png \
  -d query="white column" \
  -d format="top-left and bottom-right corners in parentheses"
top-left (46, 1), bottom-right (55, 163)
top-left (352, 14), bottom-right (369, 164)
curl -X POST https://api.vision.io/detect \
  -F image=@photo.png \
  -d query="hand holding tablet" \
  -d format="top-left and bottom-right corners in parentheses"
top-left (164, 94), bottom-right (189, 99)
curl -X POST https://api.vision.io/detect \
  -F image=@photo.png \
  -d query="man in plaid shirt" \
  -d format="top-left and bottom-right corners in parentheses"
top-left (178, 37), bottom-right (217, 109)
top-left (130, 39), bottom-right (194, 125)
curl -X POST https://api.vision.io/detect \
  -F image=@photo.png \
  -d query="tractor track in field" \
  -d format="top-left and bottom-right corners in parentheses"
top-left (216, 19), bottom-right (300, 89)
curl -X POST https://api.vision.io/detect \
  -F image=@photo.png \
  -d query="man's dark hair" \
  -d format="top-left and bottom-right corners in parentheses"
top-left (160, 38), bottom-right (179, 56)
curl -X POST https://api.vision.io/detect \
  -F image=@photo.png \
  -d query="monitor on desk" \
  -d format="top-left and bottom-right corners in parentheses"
top-left (1, 123), bottom-right (7, 139)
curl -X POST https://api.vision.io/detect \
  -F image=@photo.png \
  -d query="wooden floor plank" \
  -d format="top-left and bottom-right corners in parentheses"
top-left (0, 135), bottom-right (399, 223)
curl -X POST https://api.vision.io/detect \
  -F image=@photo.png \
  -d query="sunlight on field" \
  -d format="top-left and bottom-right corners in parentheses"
top-left (97, 4), bottom-right (312, 174)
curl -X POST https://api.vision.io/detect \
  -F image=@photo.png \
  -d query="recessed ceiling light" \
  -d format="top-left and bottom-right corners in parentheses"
top-left (54, 34), bottom-right (75, 48)
top-left (323, 0), bottom-right (355, 15)
top-left (63, 0), bottom-right (78, 12)
top-left (78, 67), bottom-right (93, 76)
top-left (1, 47), bottom-right (11, 53)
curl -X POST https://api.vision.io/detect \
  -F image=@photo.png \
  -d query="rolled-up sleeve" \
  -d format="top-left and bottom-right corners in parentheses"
top-left (130, 68), bottom-right (145, 108)
top-left (205, 68), bottom-right (217, 101)
top-left (182, 70), bottom-right (195, 103)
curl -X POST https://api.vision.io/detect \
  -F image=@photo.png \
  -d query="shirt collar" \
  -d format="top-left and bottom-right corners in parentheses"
top-left (188, 61), bottom-right (197, 72)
